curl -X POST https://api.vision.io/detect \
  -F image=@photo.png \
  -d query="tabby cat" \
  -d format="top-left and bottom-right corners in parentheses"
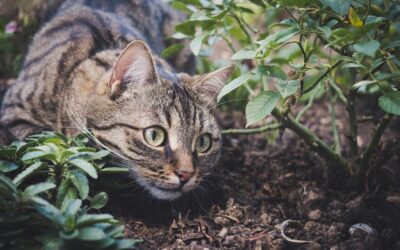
top-left (0, 0), bottom-right (234, 200)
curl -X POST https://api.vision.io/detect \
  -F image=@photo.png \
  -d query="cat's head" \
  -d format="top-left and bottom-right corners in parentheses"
top-left (87, 41), bottom-right (234, 200)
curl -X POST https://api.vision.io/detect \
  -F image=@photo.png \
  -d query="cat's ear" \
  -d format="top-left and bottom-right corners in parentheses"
top-left (108, 40), bottom-right (160, 99)
top-left (192, 65), bottom-right (235, 106)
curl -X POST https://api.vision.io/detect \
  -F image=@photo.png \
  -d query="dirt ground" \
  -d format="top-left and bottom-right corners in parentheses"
top-left (113, 101), bottom-right (400, 250)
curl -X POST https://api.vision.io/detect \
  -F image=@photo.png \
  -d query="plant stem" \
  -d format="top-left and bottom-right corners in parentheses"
top-left (347, 90), bottom-right (358, 158)
top-left (303, 60), bottom-right (343, 94)
top-left (230, 13), bottom-right (255, 49)
top-left (328, 79), bottom-right (347, 104)
top-left (222, 123), bottom-right (281, 135)
top-left (358, 114), bottom-right (393, 176)
top-left (271, 108), bottom-right (349, 171)
top-left (295, 85), bottom-right (318, 122)
top-left (328, 86), bottom-right (341, 155)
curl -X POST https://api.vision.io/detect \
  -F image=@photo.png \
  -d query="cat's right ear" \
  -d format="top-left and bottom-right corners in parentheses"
top-left (108, 40), bottom-right (160, 99)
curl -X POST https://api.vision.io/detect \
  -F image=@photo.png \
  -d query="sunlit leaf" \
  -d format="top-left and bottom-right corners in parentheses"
top-left (352, 80), bottom-right (377, 90)
top-left (24, 182), bottom-right (56, 198)
top-left (275, 79), bottom-right (300, 97)
top-left (190, 33), bottom-right (208, 56)
top-left (78, 227), bottom-right (106, 241)
top-left (231, 49), bottom-right (257, 60)
top-left (70, 170), bottom-right (89, 199)
top-left (217, 72), bottom-right (254, 101)
top-left (348, 7), bottom-right (363, 27)
top-left (13, 162), bottom-right (44, 186)
top-left (246, 91), bottom-right (280, 126)
top-left (68, 159), bottom-right (98, 179)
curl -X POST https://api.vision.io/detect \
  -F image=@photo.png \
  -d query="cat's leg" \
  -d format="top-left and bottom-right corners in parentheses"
top-left (3, 121), bottom-right (43, 141)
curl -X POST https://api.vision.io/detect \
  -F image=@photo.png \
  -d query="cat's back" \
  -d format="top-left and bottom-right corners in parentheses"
top-left (0, 0), bottom-right (188, 140)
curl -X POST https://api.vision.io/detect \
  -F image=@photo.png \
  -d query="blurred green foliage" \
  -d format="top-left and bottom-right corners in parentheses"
top-left (0, 132), bottom-right (138, 250)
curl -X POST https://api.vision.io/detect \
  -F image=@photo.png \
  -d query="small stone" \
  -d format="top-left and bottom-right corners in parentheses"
top-left (345, 196), bottom-right (362, 209)
top-left (386, 195), bottom-right (400, 205)
top-left (308, 209), bottom-right (322, 220)
top-left (254, 240), bottom-right (262, 250)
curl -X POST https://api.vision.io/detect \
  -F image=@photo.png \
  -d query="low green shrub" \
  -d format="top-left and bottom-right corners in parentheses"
top-left (0, 132), bottom-right (138, 250)
top-left (166, 0), bottom-right (400, 185)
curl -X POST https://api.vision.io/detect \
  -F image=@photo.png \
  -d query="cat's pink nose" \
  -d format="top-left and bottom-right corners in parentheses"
top-left (175, 170), bottom-right (194, 184)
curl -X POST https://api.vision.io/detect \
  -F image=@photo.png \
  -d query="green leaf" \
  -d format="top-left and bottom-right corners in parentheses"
top-left (352, 80), bottom-right (377, 90)
top-left (42, 237), bottom-right (63, 250)
top-left (0, 147), bottom-right (17, 159)
top-left (245, 91), bottom-right (280, 126)
top-left (0, 161), bottom-right (18, 173)
top-left (384, 40), bottom-right (400, 50)
top-left (24, 182), bottom-right (56, 197)
top-left (249, 0), bottom-right (267, 7)
top-left (21, 151), bottom-right (51, 162)
top-left (77, 214), bottom-right (114, 227)
top-left (321, 0), bottom-right (352, 15)
top-left (31, 197), bottom-right (65, 226)
top-left (190, 33), bottom-right (208, 56)
top-left (161, 44), bottom-right (184, 58)
top-left (378, 92), bottom-right (400, 115)
top-left (353, 40), bottom-right (380, 57)
top-left (64, 199), bottom-right (82, 218)
top-left (114, 239), bottom-right (142, 249)
top-left (258, 65), bottom-right (287, 80)
top-left (217, 72), bottom-right (254, 102)
top-left (68, 159), bottom-right (98, 179)
top-left (258, 27), bottom-right (299, 48)
top-left (56, 179), bottom-right (70, 208)
top-left (175, 20), bottom-right (195, 36)
top-left (13, 162), bottom-right (44, 186)
top-left (60, 229), bottom-right (79, 240)
top-left (70, 170), bottom-right (89, 199)
top-left (78, 227), bottom-right (106, 241)
top-left (0, 175), bottom-right (17, 194)
top-left (90, 192), bottom-right (108, 209)
top-left (275, 79), bottom-right (300, 97)
top-left (61, 187), bottom-right (78, 212)
top-left (231, 49), bottom-right (257, 60)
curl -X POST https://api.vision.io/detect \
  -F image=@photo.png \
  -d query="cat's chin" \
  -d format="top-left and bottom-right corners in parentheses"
top-left (147, 185), bottom-right (183, 200)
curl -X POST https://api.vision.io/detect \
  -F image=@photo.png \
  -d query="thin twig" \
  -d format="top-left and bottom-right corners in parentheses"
top-left (295, 85), bottom-right (318, 122)
top-left (358, 114), bottom-right (393, 176)
top-left (222, 123), bottom-right (281, 135)
top-left (303, 60), bottom-right (343, 94)
top-left (328, 79), bottom-right (347, 104)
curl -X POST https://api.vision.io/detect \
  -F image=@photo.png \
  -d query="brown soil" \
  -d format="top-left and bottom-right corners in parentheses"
top-left (114, 101), bottom-right (400, 250)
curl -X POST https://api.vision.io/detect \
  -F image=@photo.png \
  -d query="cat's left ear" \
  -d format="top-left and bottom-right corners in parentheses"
top-left (108, 40), bottom-right (160, 99)
top-left (192, 65), bottom-right (235, 106)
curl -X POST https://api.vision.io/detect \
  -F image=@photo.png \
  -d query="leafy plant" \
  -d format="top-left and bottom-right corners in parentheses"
top-left (0, 132), bottom-right (138, 250)
top-left (167, 0), bottom-right (400, 185)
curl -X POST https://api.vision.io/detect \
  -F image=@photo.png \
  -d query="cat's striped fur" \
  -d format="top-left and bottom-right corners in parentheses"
top-left (0, 0), bottom-right (234, 200)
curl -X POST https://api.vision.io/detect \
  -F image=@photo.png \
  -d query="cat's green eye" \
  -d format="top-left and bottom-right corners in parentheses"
top-left (195, 134), bottom-right (212, 153)
top-left (144, 127), bottom-right (166, 147)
